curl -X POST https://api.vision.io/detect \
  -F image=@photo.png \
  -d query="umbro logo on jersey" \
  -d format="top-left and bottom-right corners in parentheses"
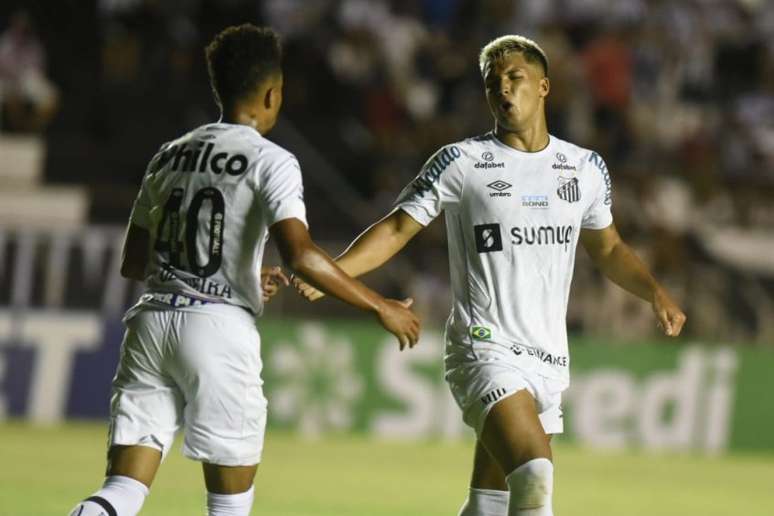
top-left (557, 177), bottom-right (581, 203)
top-left (474, 223), bottom-right (503, 253)
top-left (487, 180), bottom-right (512, 197)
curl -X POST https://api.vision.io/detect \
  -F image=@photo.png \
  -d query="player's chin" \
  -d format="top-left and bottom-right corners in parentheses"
top-left (496, 117), bottom-right (522, 133)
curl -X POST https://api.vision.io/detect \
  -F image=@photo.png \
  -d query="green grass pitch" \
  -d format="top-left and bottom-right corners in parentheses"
top-left (1, 422), bottom-right (772, 515)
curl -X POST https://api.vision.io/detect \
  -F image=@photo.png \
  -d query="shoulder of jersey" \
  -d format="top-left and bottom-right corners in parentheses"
top-left (431, 132), bottom-right (497, 163)
top-left (550, 135), bottom-right (604, 170)
top-left (206, 123), bottom-right (299, 167)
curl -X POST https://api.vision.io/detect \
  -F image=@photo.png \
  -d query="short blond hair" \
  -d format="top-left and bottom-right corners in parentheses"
top-left (479, 35), bottom-right (548, 77)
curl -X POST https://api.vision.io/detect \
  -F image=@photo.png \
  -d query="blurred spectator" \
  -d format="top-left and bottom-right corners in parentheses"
top-left (0, 10), bottom-right (59, 132)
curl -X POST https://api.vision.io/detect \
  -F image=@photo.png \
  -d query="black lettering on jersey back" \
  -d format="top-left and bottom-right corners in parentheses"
top-left (158, 142), bottom-right (250, 175)
top-left (474, 223), bottom-right (503, 253)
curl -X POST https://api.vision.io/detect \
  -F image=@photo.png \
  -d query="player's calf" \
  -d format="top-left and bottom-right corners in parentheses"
top-left (505, 458), bottom-right (553, 516)
top-left (67, 475), bottom-right (149, 516)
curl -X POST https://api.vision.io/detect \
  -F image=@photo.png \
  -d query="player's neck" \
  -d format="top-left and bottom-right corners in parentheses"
top-left (221, 113), bottom-right (265, 134)
top-left (494, 121), bottom-right (549, 153)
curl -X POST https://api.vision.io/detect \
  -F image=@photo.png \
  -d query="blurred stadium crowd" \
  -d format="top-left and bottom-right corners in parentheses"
top-left (1, 0), bottom-right (773, 344)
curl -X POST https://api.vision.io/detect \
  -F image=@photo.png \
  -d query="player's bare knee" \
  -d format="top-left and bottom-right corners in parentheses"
top-left (505, 458), bottom-right (553, 509)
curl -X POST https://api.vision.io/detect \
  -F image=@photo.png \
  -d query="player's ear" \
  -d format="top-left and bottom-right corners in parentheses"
top-left (539, 76), bottom-right (550, 98)
top-left (264, 85), bottom-right (283, 111)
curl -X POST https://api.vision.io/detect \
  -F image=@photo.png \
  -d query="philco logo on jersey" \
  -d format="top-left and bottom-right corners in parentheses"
top-left (475, 151), bottom-right (505, 169)
top-left (487, 180), bottom-right (512, 197)
top-left (412, 145), bottom-right (462, 195)
top-left (552, 152), bottom-right (577, 171)
top-left (557, 177), bottom-right (581, 203)
top-left (521, 195), bottom-right (549, 209)
top-left (157, 141), bottom-right (251, 176)
top-left (588, 151), bottom-right (612, 205)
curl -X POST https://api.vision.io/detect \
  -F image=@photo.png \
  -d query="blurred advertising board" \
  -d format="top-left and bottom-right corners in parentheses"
top-left (1, 311), bottom-right (772, 453)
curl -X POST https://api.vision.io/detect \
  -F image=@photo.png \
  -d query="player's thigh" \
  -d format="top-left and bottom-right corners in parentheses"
top-left (170, 306), bottom-right (267, 466)
top-left (109, 310), bottom-right (184, 462)
top-left (479, 389), bottom-right (552, 476)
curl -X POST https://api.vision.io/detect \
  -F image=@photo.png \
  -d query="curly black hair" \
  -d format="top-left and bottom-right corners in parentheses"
top-left (205, 24), bottom-right (282, 111)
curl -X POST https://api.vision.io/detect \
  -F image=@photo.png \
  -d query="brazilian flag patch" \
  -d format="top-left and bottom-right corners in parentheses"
top-left (470, 326), bottom-right (492, 341)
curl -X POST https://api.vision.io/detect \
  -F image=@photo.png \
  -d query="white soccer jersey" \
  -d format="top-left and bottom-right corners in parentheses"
top-left (128, 122), bottom-right (307, 316)
top-left (395, 132), bottom-right (613, 385)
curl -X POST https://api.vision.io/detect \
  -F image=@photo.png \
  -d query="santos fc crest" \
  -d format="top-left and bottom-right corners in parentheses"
top-left (557, 177), bottom-right (580, 203)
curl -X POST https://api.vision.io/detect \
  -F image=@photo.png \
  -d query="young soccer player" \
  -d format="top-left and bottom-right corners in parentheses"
top-left (295, 35), bottom-right (686, 515)
top-left (67, 24), bottom-right (419, 516)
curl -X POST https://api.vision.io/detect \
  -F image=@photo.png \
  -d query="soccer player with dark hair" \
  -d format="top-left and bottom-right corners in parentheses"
top-left (295, 35), bottom-right (686, 515)
top-left (67, 24), bottom-right (419, 516)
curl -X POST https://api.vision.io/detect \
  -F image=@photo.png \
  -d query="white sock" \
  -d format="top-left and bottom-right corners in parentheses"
top-left (458, 487), bottom-right (509, 516)
top-left (68, 475), bottom-right (149, 516)
top-left (206, 486), bottom-right (255, 516)
top-left (505, 458), bottom-right (554, 516)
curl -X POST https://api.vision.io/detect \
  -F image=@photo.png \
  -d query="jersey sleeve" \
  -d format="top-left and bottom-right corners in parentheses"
top-left (260, 155), bottom-right (308, 228)
top-left (393, 145), bottom-right (464, 226)
top-left (128, 145), bottom-right (168, 229)
top-left (582, 151), bottom-right (613, 230)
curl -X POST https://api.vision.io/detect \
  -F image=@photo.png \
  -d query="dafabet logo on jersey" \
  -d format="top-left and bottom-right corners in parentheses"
top-left (474, 223), bottom-right (503, 253)
top-left (475, 151), bottom-right (505, 169)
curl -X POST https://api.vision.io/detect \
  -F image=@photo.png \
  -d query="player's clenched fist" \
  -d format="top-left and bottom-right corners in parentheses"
top-left (261, 265), bottom-right (290, 302)
top-left (652, 287), bottom-right (687, 337)
top-left (292, 276), bottom-right (325, 301)
top-left (375, 297), bottom-right (421, 351)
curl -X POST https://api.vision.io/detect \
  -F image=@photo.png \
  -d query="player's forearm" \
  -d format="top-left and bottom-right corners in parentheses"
top-left (336, 212), bottom-right (418, 277)
top-left (336, 226), bottom-right (402, 277)
top-left (288, 244), bottom-right (386, 313)
top-left (594, 241), bottom-right (661, 303)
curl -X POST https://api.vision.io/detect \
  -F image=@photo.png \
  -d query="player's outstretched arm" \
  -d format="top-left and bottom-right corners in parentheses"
top-left (120, 223), bottom-right (150, 281)
top-left (270, 217), bottom-right (421, 349)
top-left (580, 224), bottom-right (686, 337)
top-left (295, 209), bottom-right (424, 301)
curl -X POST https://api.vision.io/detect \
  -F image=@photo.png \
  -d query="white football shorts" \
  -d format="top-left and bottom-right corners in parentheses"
top-left (108, 303), bottom-right (267, 466)
top-left (445, 341), bottom-right (566, 437)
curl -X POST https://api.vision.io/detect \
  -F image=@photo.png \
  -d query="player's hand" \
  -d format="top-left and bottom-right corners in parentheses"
top-left (292, 275), bottom-right (326, 302)
top-left (376, 297), bottom-right (420, 351)
top-left (261, 266), bottom-right (290, 302)
top-left (652, 287), bottom-right (686, 337)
